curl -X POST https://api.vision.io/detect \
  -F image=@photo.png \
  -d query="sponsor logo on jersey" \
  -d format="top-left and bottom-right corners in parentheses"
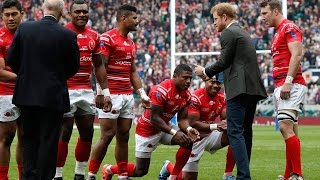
top-left (115, 60), bottom-right (131, 66)
top-left (116, 47), bottom-right (125, 51)
top-left (77, 34), bottom-right (87, 38)
top-left (80, 46), bottom-right (88, 51)
top-left (80, 56), bottom-right (92, 62)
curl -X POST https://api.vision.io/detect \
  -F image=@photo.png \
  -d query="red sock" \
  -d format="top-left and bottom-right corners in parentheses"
top-left (18, 164), bottom-right (23, 180)
top-left (0, 166), bottom-right (9, 180)
top-left (88, 159), bottom-right (101, 174)
top-left (127, 163), bottom-right (135, 176)
top-left (172, 146), bottom-right (191, 176)
top-left (166, 162), bottom-right (174, 174)
top-left (56, 140), bottom-right (69, 167)
top-left (286, 136), bottom-right (302, 176)
top-left (75, 138), bottom-right (92, 162)
top-left (110, 164), bottom-right (118, 174)
top-left (284, 143), bottom-right (292, 179)
top-left (110, 163), bottom-right (135, 176)
top-left (225, 146), bottom-right (236, 173)
top-left (178, 171), bottom-right (183, 180)
top-left (117, 160), bottom-right (128, 176)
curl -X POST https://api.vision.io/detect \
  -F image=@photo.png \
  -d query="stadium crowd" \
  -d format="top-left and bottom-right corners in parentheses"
top-left (1, 0), bottom-right (319, 105)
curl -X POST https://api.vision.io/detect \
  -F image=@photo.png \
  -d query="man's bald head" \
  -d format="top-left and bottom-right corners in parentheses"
top-left (42, 0), bottom-right (64, 20)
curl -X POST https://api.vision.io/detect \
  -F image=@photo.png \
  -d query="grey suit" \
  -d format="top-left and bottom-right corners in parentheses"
top-left (205, 23), bottom-right (267, 180)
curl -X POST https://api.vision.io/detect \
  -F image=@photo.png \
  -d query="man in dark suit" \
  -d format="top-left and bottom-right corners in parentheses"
top-left (7, 0), bottom-right (80, 179)
top-left (195, 3), bottom-right (267, 180)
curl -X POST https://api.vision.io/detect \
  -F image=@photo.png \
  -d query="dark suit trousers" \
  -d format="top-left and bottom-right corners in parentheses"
top-left (226, 94), bottom-right (257, 180)
top-left (19, 106), bottom-right (63, 180)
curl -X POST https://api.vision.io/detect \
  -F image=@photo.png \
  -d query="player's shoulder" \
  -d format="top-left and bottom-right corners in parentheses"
top-left (282, 19), bottom-right (302, 33)
top-left (215, 91), bottom-right (226, 103)
top-left (193, 88), bottom-right (205, 96)
top-left (101, 29), bottom-right (117, 37)
top-left (158, 79), bottom-right (173, 90)
top-left (151, 79), bottom-right (171, 96)
top-left (0, 27), bottom-right (7, 38)
top-left (84, 26), bottom-right (99, 36)
top-left (0, 27), bottom-right (6, 34)
top-left (100, 29), bottom-right (118, 44)
top-left (191, 87), bottom-right (204, 98)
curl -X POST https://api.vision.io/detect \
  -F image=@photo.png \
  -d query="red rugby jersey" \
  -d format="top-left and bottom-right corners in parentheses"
top-left (65, 23), bottom-right (101, 90)
top-left (136, 79), bottom-right (191, 137)
top-left (271, 19), bottom-right (306, 87)
top-left (100, 29), bottom-right (137, 94)
top-left (188, 89), bottom-right (226, 137)
top-left (0, 27), bottom-right (15, 95)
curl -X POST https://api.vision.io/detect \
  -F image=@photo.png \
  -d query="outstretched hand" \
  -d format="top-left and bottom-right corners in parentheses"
top-left (194, 64), bottom-right (209, 81)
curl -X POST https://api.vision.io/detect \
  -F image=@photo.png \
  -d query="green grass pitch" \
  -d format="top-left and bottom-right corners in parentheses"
top-left (8, 125), bottom-right (320, 179)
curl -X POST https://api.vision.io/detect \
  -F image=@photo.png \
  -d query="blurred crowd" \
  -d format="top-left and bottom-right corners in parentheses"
top-left (1, 0), bottom-right (320, 108)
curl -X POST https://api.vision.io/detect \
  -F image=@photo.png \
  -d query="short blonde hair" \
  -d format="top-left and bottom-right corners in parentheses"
top-left (210, 3), bottom-right (236, 19)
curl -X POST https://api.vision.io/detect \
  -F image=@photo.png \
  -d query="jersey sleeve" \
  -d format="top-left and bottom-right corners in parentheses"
top-left (149, 86), bottom-right (167, 107)
top-left (188, 94), bottom-right (201, 115)
top-left (0, 39), bottom-right (5, 59)
top-left (284, 24), bottom-right (303, 43)
top-left (99, 33), bottom-right (113, 57)
top-left (93, 33), bottom-right (101, 54)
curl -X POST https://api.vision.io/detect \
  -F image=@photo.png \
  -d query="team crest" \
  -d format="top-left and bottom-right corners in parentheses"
top-left (89, 39), bottom-right (95, 50)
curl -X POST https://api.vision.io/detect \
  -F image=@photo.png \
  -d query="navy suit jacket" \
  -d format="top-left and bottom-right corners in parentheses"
top-left (7, 16), bottom-right (80, 112)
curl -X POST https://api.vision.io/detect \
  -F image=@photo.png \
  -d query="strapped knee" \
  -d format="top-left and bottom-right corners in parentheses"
top-left (277, 110), bottom-right (297, 122)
